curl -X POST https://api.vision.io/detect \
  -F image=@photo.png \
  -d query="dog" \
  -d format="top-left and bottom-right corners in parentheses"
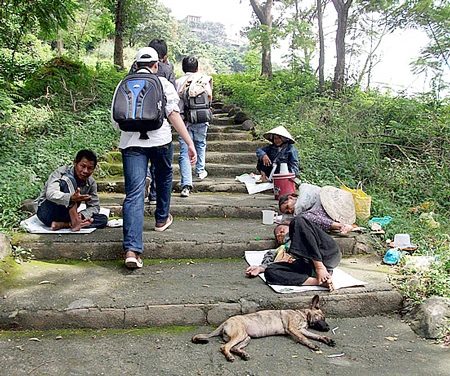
top-left (192, 295), bottom-right (335, 361)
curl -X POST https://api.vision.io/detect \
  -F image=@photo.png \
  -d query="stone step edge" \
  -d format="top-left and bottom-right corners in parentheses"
top-left (1, 290), bottom-right (403, 331)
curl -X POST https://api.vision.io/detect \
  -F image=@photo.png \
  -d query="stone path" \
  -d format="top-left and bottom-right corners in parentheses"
top-left (2, 104), bottom-right (402, 330)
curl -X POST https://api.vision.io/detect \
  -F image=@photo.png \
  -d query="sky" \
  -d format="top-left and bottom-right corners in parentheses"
top-left (159, 0), bottom-right (433, 95)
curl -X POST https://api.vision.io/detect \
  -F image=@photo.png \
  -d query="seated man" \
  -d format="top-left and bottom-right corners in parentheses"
top-left (246, 217), bottom-right (341, 291)
top-left (34, 149), bottom-right (108, 232)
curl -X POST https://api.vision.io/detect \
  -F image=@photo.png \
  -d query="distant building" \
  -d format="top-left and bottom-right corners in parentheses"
top-left (185, 15), bottom-right (201, 24)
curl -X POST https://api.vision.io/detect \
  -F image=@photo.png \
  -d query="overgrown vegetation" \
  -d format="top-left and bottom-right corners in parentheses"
top-left (214, 70), bottom-right (450, 306)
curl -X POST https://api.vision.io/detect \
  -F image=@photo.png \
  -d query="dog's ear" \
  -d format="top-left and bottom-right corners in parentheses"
top-left (311, 295), bottom-right (320, 309)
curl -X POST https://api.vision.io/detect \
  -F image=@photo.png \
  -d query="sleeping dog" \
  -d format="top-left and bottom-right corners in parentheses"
top-left (192, 295), bottom-right (335, 361)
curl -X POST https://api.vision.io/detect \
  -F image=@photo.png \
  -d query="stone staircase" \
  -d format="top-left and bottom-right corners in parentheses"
top-left (1, 103), bottom-right (403, 331)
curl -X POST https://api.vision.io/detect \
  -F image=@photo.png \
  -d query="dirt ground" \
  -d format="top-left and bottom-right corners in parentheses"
top-left (0, 315), bottom-right (448, 376)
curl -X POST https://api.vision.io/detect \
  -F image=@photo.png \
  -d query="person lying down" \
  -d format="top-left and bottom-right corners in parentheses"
top-left (246, 217), bottom-right (342, 291)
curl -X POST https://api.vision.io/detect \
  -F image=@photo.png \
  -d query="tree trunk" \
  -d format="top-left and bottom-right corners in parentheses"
top-left (249, 0), bottom-right (275, 79)
top-left (56, 32), bottom-right (63, 56)
top-left (317, 0), bottom-right (325, 90)
top-left (113, 0), bottom-right (125, 71)
top-left (331, 0), bottom-right (352, 91)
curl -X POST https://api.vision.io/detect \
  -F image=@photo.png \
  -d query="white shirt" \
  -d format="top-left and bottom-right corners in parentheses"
top-left (111, 72), bottom-right (180, 149)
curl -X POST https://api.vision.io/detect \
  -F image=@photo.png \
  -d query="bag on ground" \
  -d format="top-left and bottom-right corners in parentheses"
top-left (112, 72), bottom-right (166, 139)
top-left (337, 178), bottom-right (372, 220)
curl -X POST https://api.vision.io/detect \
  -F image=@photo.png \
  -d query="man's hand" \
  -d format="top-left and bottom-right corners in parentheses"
top-left (188, 144), bottom-right (197, 166)
top-left (71, 188), bottom-right (92, 202)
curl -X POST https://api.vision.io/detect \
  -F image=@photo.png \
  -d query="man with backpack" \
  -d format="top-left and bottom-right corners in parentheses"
top-left (145, 39), bottom-right (176, 205)
top-left (176, 56), bottom-right (213, 198)
top-left (111, 47), bottom-right (197, 269)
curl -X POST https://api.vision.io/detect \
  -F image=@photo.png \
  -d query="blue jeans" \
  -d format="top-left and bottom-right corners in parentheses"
top-left (147, 164), bottom-right (157, 201)
top-left (121, 144), bottom-right (173, 254)
top-left (178, 123), bottom-right (207, 188)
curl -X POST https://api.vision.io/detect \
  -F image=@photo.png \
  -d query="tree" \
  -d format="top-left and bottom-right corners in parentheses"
top-left (317, 0), bottom-right (326, 90)
top-left (390, 0), bottom-right (450, 97)
top-left (331, 0), bottom-right (353, 91)
top-left (113, 0), bottom-right (125, 70)
top-left (0, 0), bottom-right (77, 81)
top-left (249, 0), bottom-right (280, 78)
top-left (279, 0), bottom-right (316, 73)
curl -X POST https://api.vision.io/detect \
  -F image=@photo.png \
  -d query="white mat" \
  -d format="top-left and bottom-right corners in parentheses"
top-left (245, 250), bottom-right (367, 294)
top-left (235, 173), bottom-right (274, 194)
top-left (20, 215), bottom-right (96, 234)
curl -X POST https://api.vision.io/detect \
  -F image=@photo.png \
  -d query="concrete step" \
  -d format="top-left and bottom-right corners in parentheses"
top-left (14, 214), bottom-right (373, 261)
top-left (99, 192), bottom-right (277, 218)
top-left (175, 140), bottom-right (266, 153)
top-left (172, 132), bottom-right (251, 142)
top-left (210, 116), bottom-right (236, 125)
top-left (96, 177), bottom-right (253, 194)
top-left (99, 162), bottom-right (258, 178)
top-left (0, 255), bottom-right (403, 330)
top-left (208, 124), bottom-right (250, 132)
top-left (101, 152), bottom-right (255, 166)
top-left (100, 141), bottom-right (266, 158)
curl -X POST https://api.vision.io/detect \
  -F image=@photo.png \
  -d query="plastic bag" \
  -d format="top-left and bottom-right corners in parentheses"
top-left (337, 178), bottom-right (372, 220)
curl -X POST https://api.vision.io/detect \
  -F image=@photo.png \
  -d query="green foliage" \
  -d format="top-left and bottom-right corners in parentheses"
top-left (0, 59), bottom-right (120, 232)
top-left (22, 56), bottom-right (122, 109)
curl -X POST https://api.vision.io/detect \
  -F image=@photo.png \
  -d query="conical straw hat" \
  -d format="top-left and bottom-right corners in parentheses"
top-left (320, 186), bottom-right (356, 225)
top-left (263, 126), bottom-right (295, 144)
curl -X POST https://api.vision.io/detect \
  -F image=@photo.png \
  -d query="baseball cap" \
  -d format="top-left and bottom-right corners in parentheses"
top-left (135, 47), bottom-right (159, 63)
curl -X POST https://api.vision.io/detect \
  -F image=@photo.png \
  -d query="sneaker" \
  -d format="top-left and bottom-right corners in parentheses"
top-left (197, 170), bottom-right (208, 180)
top-left (180, 186), bottom-right (191, 197)
top-left (149, 199), bottom-right (157, 205)
top-left (124, 251), bottom-right (143, 269)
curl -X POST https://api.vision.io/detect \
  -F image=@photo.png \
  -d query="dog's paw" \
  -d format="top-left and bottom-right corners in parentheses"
top-left (326, 338), bottom-right (336, 347)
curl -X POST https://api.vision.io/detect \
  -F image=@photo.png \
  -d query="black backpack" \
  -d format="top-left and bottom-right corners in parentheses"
top-left (112, 71), bottom-right (166, 140)
top-left (183, 81), bottom-right (213, 124)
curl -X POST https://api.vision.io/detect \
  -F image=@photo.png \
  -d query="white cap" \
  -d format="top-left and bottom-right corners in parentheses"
top-left (135, 47), bottom-right (159, 63)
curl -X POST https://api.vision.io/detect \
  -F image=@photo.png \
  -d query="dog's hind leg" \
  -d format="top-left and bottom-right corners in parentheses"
top-left (231, 336), bottom-right (251, 361)
top-left (300, 328), bottom-right (336, 347)
top-left (220, 321), bottom-right (249, 362)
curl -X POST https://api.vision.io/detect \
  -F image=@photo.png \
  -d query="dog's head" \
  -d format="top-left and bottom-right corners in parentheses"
top-left (306, 295), bottom-right (330, 332)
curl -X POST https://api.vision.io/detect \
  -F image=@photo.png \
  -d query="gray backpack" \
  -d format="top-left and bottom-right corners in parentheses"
top-left (183, 84), bottom-right (213, 124)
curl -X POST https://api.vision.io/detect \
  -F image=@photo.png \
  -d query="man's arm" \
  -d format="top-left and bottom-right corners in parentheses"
top-left (44, 168), bottom-right (72, 207)
top-left (168, 111), bottom-right (197, 165)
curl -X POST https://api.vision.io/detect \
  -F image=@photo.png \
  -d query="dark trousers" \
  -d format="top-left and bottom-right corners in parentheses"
top-left (36, 175), bottom-right (107, 229)
top-left (264, 216), bottom-right (341, 286)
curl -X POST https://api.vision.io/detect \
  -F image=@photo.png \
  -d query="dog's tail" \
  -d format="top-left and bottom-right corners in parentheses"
top-left (192, 322), bottom-right (225, 343)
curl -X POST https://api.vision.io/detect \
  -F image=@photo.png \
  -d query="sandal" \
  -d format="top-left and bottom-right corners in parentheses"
top-left (154, 214), bottom-right (173, 232)
top-left (124, 251), bottom-right (143, 269)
